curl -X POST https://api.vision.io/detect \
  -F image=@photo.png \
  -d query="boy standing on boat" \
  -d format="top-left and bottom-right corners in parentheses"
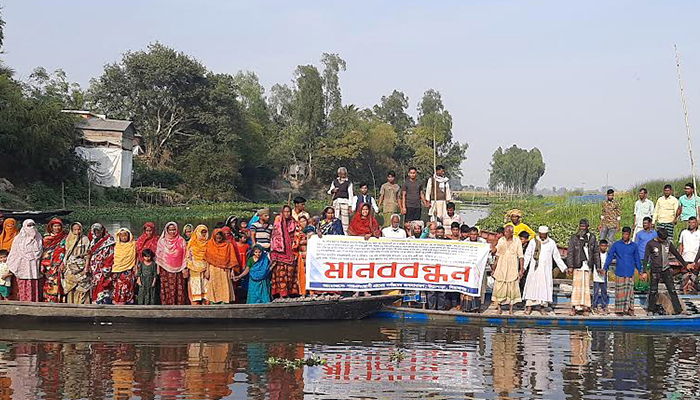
top-left (592, 240), bottom-right (610, 314)
top-left (492, 225), bottom-right (524, 315)
top-left (401, 167), bottom-right (428, 224)
top-left (604, 227), bottom-right (642, 316)
top-left (378, 171), bottom-right (401, 227)
top-left (522, 226), bottom-right (567, 315)
top-left (677, 183), bottom-right (699, 223)
top-left (566, 219), bottom-right (600, 316)
top-left (644, 229), bottom-right (686, 315)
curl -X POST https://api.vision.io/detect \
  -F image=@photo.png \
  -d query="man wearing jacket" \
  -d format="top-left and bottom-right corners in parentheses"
top-left (566, 219), bottom-right (601, 316)
top-left (644, 229), bottom-right (687, 315)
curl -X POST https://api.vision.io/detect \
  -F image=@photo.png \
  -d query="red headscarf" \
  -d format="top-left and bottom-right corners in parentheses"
top-left (43, 218), bottom-right (67, 250)
top-left (348, 203), bottom-right (381, 238)
top-left (135, 222), bottom-right (158, 261)
top-left (271, 205), bottom-right (297, 264)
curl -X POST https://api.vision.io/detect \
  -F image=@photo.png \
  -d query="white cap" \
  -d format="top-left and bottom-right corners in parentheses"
top-left (538, 226), bottom-right (549, 234)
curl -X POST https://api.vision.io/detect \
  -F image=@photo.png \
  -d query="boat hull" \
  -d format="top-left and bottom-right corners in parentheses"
top-left (0, 295), bottom-right (400, 324)
top-left (374, 305), bottom-right (700, 330)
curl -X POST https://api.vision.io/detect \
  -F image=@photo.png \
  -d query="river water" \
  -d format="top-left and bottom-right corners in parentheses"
top-left (0, 320), bottom-right (697, 399)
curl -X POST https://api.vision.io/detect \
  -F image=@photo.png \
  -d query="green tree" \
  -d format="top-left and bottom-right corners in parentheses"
top-left (373, 90), bottom-right (416, 180)
top-left (87, 43), bottom-right (211, 166)
top-left (488, 145), bottom-right (546, 193)
top-left (321, 53), bottom-right (347, 122)
top-left (407, 89), bottom-right (468, 182)
top-left (24, 67), bottom-right (85, 109)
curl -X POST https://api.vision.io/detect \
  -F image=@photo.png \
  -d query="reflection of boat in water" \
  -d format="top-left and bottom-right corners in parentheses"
top-left (0, 295), bottom-right (399, 325)
top-left (374, 296), bottom-right (700, 330)
top-left (0, 208), bottom-right (73, 223)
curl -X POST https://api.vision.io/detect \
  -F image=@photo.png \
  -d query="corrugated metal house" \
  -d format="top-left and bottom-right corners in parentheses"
top-left (64, 111), bottom-right (138, 188)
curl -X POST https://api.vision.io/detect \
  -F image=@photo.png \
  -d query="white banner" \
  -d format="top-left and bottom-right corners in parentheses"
top-left (306, 236), bottom-right (490, 295)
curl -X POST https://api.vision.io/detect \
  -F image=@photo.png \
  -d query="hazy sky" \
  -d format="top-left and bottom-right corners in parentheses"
top-left (4, 1), bottom-right (700, 190)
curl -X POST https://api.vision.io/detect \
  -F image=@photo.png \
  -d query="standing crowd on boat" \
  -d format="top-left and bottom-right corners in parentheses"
top-left (0, 168), bottom-right (699, 317)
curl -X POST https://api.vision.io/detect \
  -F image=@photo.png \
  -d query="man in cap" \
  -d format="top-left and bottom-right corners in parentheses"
top-left (522, 226), bottom-right (568, 315)
top-left (566, 219), bottom-right (601, 316)
top-left (504, 209), bottom-right (535, 239)
top-left (251, 208), bottom-right (272, 251)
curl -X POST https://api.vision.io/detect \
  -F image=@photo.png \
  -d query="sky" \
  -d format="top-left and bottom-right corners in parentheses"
top-left (4, 1), bottom-right (700, 190)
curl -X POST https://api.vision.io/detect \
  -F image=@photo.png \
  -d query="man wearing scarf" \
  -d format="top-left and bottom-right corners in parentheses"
top-left (566, 219), bottom-right (601, 316)
top-left (327, 167), bottom-right (354, 234)
top-left (425, 165), bottom-right (452, 224)
top-left (522, 226), bottom-right (568, 315)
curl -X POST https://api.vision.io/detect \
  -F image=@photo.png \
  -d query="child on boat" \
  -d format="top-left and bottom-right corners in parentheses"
top-left (592, 240), bottom-right (609, 314)
top-left (136, 248), bottom-right (159, 305)
top-left (0, 250), bottom-right (11, 300)
top-left (234, 244), bottom-right (271, 304)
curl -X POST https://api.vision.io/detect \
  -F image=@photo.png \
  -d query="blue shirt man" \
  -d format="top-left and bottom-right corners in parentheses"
top-left (634, 218), bottom-right (657, 268)
top-left (605, 234), bottom-right (642, 278)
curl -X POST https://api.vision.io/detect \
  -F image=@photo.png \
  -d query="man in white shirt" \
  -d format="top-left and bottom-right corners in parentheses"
top-left (633, 188), bottom-right (655, 240)
top-left (425, 165), bottom-right (452, 223)
top-left (522, 226), bottom-right (568, 315)
top-left (441, 202), bottom-right (463, 227)
top-left (679, 216), bottom-right (700, 263)
top-left (381, 214), bottom-right (407, 239)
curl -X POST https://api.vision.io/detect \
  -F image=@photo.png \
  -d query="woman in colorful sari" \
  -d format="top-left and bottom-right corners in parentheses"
top-left (7, 220), bottom-right (43, 301)
top-left (135, 222), bottom-right (158, 262)
top-left (234, 244), bottom-right (271, 304)
top-left (348, 203), bottom-right (381, 239)
top-left (0, 218), bottom-right (18, 252)
top-left (182, 224), bottom-right (194, 241)
top-left (318, 206), bottom-right (344, 237)
top-left (87, 223), bottom-right (115, 304)
top-left (204, 228), bottom-right (236, 303)
top-left (60, 222), bottom-right (91, 304)
top-left (292, 216), bottom-right (310, 296)
top-left (270, 205), bottom-right (299, 298)
top-left (112, 228), bottom-right (137, 304)
top-left (42, 218), bottom-right (67, 303)
top-left (186, 224), bottom-right (209, 304)
top-left (156, 222), bottom-right (189, 305)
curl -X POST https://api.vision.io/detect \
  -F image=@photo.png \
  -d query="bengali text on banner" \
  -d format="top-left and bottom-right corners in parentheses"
top-left (306, 236), bottom-right (490, 295)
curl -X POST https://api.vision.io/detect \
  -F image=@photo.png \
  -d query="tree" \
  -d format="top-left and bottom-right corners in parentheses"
top-left (87, 43), bottom-right (210, 166)
top-left (0, 8), bottom-right (4, 51)
top-left (407, 89), bottom-right (468, 181)
top-left (488, 145), bottom-right (546, 194)
top-left (321, 53), bottom-right (346, 122)
top-left (24, 67), bottom-right (85, 109)
top-left (373, 90), bottom-right (414, 135)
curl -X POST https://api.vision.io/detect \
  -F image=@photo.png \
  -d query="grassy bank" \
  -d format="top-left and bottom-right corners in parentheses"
top-left (476, 177), bottom-right (695, 244)
top-left (70, 200), bottom-right (329, 224)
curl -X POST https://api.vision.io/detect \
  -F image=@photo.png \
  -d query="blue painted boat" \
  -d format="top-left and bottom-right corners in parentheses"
top-left (372, 305), bottom-right (700, 329)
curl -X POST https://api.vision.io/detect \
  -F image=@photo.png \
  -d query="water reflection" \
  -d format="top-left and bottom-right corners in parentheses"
top-left (0, 321), bottom-right (698, 399)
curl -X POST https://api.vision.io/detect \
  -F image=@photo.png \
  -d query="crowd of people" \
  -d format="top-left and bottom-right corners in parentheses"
top-left (0, 168), bottom-right (698, 318)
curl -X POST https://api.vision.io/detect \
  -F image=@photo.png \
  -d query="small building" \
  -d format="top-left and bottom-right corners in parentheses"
top-left (65, 110), bottom-right (138, 188)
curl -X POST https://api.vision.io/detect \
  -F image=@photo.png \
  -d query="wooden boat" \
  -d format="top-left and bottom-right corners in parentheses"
top-left (0, 295), bottom-right (400, 324)
top-left (0, 208), bottom-right (73, 223)
top-left (373, 296), bottom-right (700, 330)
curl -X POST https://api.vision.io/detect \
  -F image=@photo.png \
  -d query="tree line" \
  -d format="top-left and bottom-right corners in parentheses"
top-left (0, 11), bottom-right (468, 202)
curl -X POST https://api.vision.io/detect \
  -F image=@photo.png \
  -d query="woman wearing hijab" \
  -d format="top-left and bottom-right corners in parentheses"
top-left (60, 222), bottom-right (91, 304)
top-left (204, 228), bottom-right (236, 303)
top-left (348, 203), bottom-right (381, 239)
top-left (187, 224), bottom-right (210, 304)
top-left (7, 219), bottom-right (43, 301)
top-left (182, 224), bottom-right (194, 241)
top-left (87, 223), bottom-right (116, 304)
top-left (318, 206), bottom-right (344, 236)
top-left (156, 221), bottom-right (188, 305)
top-left (234, 244), bottom-right (271, 304)
top-left (112, 228), bottom-right (137, 304)
top-left (42, 218), bottom-right (68, 303)
top-left (270, 205), bottom-right (299, 298)
top-left (0, 218), bottom-right (18, 252)
top-left (135, 222), bottom-right (158, 262)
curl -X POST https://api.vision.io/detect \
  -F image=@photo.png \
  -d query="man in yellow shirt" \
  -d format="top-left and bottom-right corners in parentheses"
top-left (653, 184), bottom-right (679, 238)
top-left (504, 209), bottom-right (536, 239)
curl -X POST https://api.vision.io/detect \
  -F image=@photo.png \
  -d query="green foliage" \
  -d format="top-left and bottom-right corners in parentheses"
top-left (488, 145), bottom-right (546, 194)
top-left (24, 67), bottom-right (85, 109)
top-left (132, 159), bottom-right (184, 189)
top-left (266, 355), bottom-right (327, 370)
top-left (0, 73), bottom-right (87, 183)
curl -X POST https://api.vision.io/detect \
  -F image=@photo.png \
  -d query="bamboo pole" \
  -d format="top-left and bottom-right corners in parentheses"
top-left (675, 45), bottom-right (699, 213)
